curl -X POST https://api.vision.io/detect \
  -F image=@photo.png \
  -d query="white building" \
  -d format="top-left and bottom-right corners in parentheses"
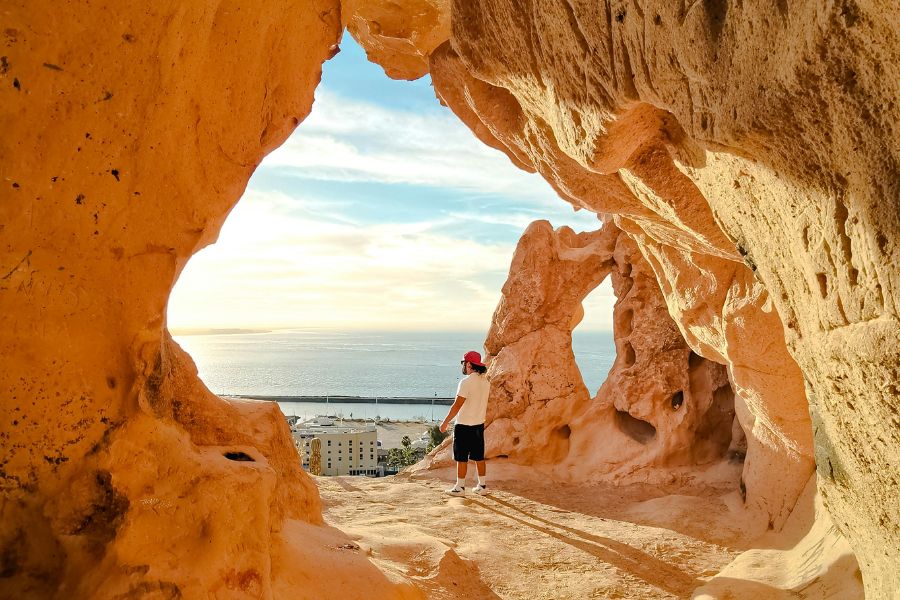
top-left (292, 423), bottom-right (379, 476)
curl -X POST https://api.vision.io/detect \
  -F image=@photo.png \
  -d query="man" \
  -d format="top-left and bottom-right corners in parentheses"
top-left (439, 350), bottom-right (490, 495)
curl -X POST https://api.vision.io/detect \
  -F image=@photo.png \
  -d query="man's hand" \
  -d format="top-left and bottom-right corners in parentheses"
top-left (439, 396), bottom-right (466, 435)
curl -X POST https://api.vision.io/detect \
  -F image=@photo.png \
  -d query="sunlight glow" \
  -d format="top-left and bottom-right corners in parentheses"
top-left (167, 39), bottom-right (615, 334)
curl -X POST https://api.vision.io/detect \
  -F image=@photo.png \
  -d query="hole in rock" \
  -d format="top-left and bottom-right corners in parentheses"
top-left (713, 384), bottom-right (734, 409)
top-left (621, 341), bottom-right (636, 368)
top-left (696, 381), bottom-right (737, 461)
top-left (224, 452), bottom-right (255, 462)
top-left (545, 424), bottom-right (573, 462)
top-left (166, 35), bottom-right (616, 477)
top-left (816, 273), bottom-right (829, 298)
top-left (704, 0), bottom-right (729, 40)
top-left (571, 282), bottom-right (617, 396)
top-left (687, 350), bottom-right (703, 371)
top-left (554, 424), bottom-right (572, 440)
top-left (614, 410), bottom-right (657, 444)
top-left (728, 449), bottom-right (746, 463)
top-left (512, 436), bottom-right (520, 446)
top-left (670, 391), bottom-right (684, 410)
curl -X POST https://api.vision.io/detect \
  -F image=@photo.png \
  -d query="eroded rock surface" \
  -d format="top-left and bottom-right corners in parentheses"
top-left (0, 2), bottom-right (406, 598)
top-left (481, 220), bottom-right (618, 465)
top-left (425, 221), bottom-right (743, 490)
top-left (571, 230), bottom-right (737, 472)
top-left (341, 0), bottom-right (449, 80)
top-left (692, 476), bottom-right (864, 600)
top-left (422, 1), bottom-right (899, 594)
top-left (430, 36), bottom-right (814, 532)
top-left (2, 0), bottom-right (898, 597)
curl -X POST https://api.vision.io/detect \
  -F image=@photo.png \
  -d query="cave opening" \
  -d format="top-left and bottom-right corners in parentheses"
top-left (2, 2), bottom-right (890, 597)
top-left (166, 34), bottom-right (616, 421)
top-left (157, 29), bottom-right (772, 571)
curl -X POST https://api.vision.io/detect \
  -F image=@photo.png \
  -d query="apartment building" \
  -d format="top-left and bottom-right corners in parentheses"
top-left (292, 424), bottom-right (378, 476)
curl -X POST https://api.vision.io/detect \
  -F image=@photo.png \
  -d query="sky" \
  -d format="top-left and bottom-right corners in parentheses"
top-left (167, 35), bottom-right (616, 332)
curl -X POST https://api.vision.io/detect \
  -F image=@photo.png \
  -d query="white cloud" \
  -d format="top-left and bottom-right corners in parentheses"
top-left (169, 189), bottom-right (512, 331)
top-left (168, 188), bottom-right (615, 332)
top-left (266, 91), bottom-right (578, 214)
top-left (445, 210), bottom-right (601, 232)
top-left (168, 91), bottom-right (616, 332)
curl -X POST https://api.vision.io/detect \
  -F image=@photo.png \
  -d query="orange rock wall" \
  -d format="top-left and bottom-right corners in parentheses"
top-left (428, 2), bottom-right (898, 594)
top-left (342, 0), bottom-right (449, 80)
top-left (429, 36), bottom-right (812, 529)
top-left (423, 221), bottom-right (743, 490)
top-left (0, 1), bottom-right (342, 596)
top-left (462, 221), bottom-right (741, 476)
top-left (1, 0), bottom-right (897, 597)
top-left (357, 0), bottom-right (899, 594)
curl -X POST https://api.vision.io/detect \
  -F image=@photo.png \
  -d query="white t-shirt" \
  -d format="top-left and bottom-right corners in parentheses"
top-left (455, 373), bottom-right (490, 425)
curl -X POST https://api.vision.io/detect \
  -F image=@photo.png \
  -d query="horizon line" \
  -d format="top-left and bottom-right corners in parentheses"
top-left (169, 325), bottom-right (614, 336)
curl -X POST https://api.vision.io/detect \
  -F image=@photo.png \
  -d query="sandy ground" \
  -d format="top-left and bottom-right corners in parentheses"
top-left (315, 460), bottom-right (750, 599)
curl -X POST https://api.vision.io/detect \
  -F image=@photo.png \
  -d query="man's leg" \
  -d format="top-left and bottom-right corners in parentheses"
top-left (447, 425), bottom-right (470, 494)
top-left (473, 424), bottom-right (487, 491)
top-left (445, 460), bottom-right (467, 494)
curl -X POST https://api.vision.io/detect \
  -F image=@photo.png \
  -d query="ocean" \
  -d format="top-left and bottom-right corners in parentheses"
top-left (173, 329), bottom-right (616, 420)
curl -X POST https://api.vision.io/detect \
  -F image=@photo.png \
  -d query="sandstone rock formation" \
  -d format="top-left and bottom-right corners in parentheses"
top-left (342, 0), bottom-right (449, 80)
top-left (429, 41), bottom-right (814, 533)
top-left (425, 220), bottom-right (743, 487)
top-left (2, 0), bottom-right (898, 598)
top-left (479, 220), bottom-right (617, 466)
top-left (434, 4), bottom-right (899, 593)
top-left (568, 228), bottom-right (739, 474)
top-left (0, 2), bottom-right (400, 598)
top-left (423, 2), bottom-right (898, 594)
top-left (693, 475), bottom-right (864, 600)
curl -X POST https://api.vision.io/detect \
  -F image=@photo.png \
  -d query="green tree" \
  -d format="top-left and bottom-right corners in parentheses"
top-left (426, 424), bottom-right (448, 452)
top-left (386, 448), bottom-right (406, 467)
top-left (387, 436), bottom-right (418, 468)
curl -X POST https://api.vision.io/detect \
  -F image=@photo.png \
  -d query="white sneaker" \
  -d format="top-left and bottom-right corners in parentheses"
top-left (473, 484), bottom-right (488, 495)
top-left (446, 485), bottom-right (465, 496)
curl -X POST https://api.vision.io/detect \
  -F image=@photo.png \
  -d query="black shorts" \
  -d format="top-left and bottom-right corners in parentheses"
top-left (453, 423), bottom-right (485, 462)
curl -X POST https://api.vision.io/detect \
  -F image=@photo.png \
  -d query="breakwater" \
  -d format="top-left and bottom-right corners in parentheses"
top-left (239, 395), bottom-right (455, 406)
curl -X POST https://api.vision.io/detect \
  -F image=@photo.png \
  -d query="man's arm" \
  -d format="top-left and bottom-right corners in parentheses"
top-left (439, 396), bottom-right (466, 433)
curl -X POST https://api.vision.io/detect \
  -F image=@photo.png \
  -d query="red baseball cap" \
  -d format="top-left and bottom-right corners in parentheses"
top-left (462, 350), bottom-right (485, 367)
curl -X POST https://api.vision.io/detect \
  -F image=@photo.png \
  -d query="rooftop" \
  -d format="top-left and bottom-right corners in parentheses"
top-left (295, 425), bottom-right (378, 435)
